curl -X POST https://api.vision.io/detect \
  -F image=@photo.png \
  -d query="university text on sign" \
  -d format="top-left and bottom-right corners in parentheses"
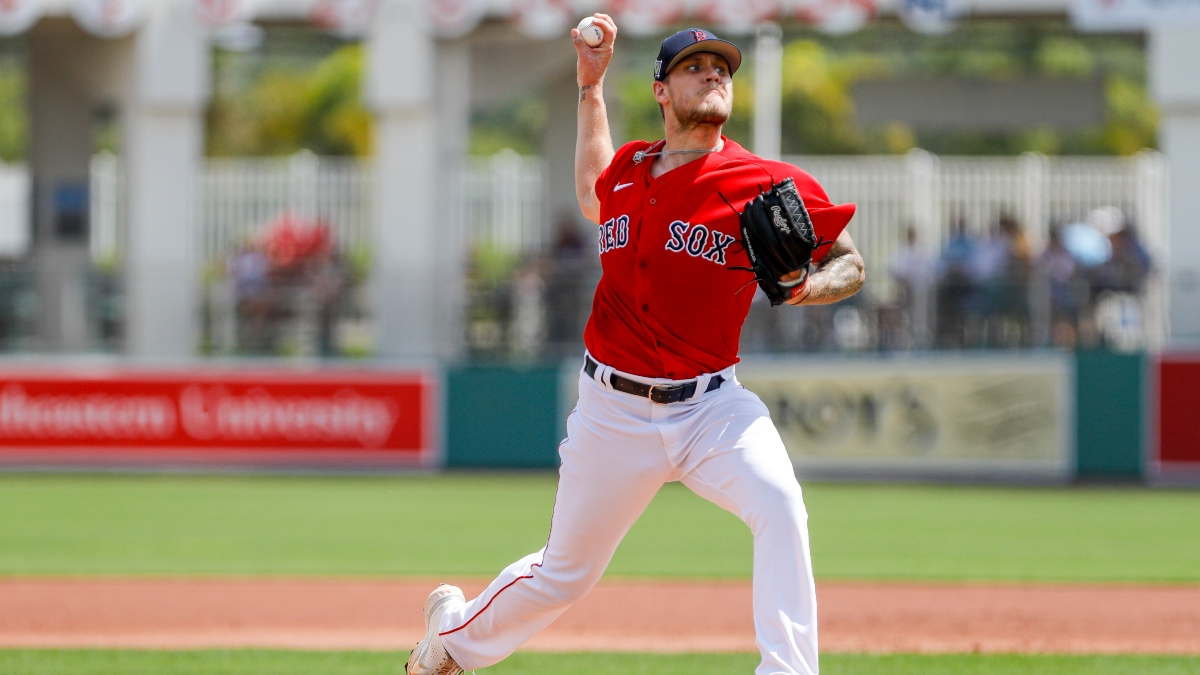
top-left (0, 368), bottom-right (435, 467)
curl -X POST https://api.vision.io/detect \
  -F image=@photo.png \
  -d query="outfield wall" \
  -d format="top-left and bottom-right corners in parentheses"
top-left (447, 352), bottom-right (1172, 484)
top-left (0, 352), bottom-right (1192, 483)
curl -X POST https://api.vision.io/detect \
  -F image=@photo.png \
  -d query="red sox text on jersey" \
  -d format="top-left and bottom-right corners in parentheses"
top-left (584, 138), bottom-right (856, 380)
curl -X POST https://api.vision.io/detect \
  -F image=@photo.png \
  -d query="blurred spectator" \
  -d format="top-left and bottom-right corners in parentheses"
top-left (471, 208), bottom-right (1158, 359)
top-left (1038, 224), bottom-right (1085, 348)
top-left (968, 220), bottom-right (1009, 342)
top-left (261, 213), bottom-right (333, 276)
top-left (935, 218), bottom-right (977, 348)
top-left (970, 224), bottom-right (1010, 291)
top-left (510, 261), bottom-right (546, 359)
top-left (1062, 221), bottom-right (1112, 268)
top-left (543, 213), bottom-right (596, 356)
top-left (220, 214), bottom-right (354, 356)
top-left (888, 225), bottom-right (935, 349)
top-left (1049, 207), bottom-right (1153, 350)
top-left (989, 215), bottom-right (1033, 347)
top-left (307, 249), bottom-right (348, 357)
top-left (229, 245), bottom-right (271, 352)
top-left (1090, 211), bottom-right (1152, 351)
top-left (1095, 222), bottom-right (1151, 295)
top-left (1060, 214), bottom-right (1112, 347)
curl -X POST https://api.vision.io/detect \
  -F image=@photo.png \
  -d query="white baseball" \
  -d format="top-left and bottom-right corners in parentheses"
top-left (577, 17), bottom-right (603, 48)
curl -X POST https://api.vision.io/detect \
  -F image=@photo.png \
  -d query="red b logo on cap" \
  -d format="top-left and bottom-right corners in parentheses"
top-left (691, 29), bottom-right (707, 41)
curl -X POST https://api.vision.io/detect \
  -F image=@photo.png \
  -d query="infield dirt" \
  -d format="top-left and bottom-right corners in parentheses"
top-left (1, 578), bottom-right (1198, 654)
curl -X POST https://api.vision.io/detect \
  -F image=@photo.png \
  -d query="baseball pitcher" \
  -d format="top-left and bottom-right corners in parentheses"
top-left (407, 16), bottom-right (864, 675)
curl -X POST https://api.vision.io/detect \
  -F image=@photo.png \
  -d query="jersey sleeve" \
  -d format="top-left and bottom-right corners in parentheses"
top-left (594, 141), bottom-right (651, 201)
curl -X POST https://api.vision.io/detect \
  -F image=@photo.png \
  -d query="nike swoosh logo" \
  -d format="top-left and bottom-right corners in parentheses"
top-left (614, 182), bottom-right (634, 192)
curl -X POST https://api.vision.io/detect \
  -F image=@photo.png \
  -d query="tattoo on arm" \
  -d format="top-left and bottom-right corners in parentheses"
top-left (578, 85), bottom-right (592, 103)
top-left (804, 237), bottom-right (865, 305)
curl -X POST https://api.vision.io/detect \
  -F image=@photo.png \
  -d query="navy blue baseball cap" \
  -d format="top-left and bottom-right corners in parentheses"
top-left (654, 28), bottom-right (742, 82)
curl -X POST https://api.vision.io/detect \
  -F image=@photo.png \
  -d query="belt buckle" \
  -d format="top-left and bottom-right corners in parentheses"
top-left (649, 383), bottom-right (687, 404)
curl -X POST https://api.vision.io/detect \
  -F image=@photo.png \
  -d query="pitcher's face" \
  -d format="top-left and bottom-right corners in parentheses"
top-left (656, 51), bottom-right (734, 130)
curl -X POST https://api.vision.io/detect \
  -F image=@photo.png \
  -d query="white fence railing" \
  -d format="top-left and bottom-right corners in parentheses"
top-left (455, 149), bottom-right (546, 255)
top-left (194, 150), bottom-right (544, 264)
top-left (87, 151), bottom-right (549, 266)
top-left (197, 151), bottom-right (376, 264)
top-left (51, 149), bottom-right (1185, 275)
top-left (84, 149), bottom-right (1171, 348)
top-left (788, 150), bottom-right (1169, 347)
top-left (786, 149), bottom-right (1168, 301)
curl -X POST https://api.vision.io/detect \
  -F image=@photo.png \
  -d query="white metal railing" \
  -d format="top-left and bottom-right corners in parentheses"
top-left (456, 149), bottom-right (546, 254)
top-left (88, 151), bottom-right (548, 267)
top-left (197, 151), bottom-right (376, 263)
top-left (788, 149), bottom-right (1168, 299)
top-left (83, 149), bottom-right (1170, 349)
top-left (77, 149), bottom-right (1175, 272)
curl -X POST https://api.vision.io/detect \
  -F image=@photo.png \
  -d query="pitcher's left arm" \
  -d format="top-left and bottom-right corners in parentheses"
top-left (784, 230), bottom-right (864, 306)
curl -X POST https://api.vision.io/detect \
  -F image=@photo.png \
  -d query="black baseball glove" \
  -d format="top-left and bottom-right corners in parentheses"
top-left (739, 177), bottom-right (822, 306)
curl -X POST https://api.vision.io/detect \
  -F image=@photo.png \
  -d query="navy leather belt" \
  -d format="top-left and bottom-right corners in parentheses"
top-left (585, 355), bottom-right (725, 404)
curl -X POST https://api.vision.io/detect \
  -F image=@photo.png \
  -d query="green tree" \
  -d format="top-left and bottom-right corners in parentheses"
top-left (470, 96), bottom-right (547, 156)
top-left (208, 44), bottom-right (372, 157)
top-left (780, 40), bottom-right (876, 154)
top-left (0, 57), bottom-right (27, 162)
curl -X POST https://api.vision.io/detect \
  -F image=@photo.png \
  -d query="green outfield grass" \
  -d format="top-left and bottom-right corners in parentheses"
top-left (0, 474), bottom-right (1198, 582)
top-left (2, 651), bottom-right (1199, 675)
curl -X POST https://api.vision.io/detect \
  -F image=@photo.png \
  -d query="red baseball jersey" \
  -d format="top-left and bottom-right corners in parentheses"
top-left (583, 137), bottom-right (856, 379)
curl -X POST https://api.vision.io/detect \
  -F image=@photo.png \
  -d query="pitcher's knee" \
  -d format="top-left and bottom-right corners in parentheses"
top-left (530, 559), bottom-right (605, 606)
top-left (744, 479), bottom-right (808, 525)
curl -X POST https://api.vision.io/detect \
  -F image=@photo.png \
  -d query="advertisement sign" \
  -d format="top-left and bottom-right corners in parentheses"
top-left (1155, 354), bottom-right (1200, 479)
top-left (0, 367), bottom-right (436, 469)
top-left (737, 354), bottom-right (1072, 480)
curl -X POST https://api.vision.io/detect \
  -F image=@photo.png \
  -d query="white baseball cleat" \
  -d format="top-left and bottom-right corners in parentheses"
top-left (405, 584), bottom-right (466, 675)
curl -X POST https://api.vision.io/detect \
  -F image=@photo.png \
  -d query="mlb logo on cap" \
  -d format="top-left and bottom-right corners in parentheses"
top-left (653, 27), bottom-right (742, 82)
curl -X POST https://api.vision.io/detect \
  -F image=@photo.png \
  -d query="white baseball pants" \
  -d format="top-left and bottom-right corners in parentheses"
top-left (438, 357), bottom-right (820, 675)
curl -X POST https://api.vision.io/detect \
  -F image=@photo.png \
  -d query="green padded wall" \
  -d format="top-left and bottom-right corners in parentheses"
top-left (1075, 351), bottom-right (1145, 480)
top-left (445, 365), bottom-right (563, 468)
